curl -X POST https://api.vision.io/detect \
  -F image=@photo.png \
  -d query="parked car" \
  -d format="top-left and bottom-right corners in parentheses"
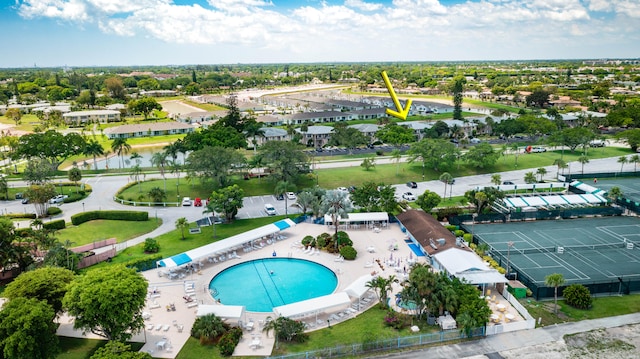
top-left (264, 204), bottom-right (277, 216)
top-left (49, 195), bottom-right (68, 204)
top-left (274, 193), bottom-right (284, 201)
top-left (286, 192), bottom-right (296, 200)
top-left (530, 146), bottom-right (546, 153)
top-left (337, 187), bottom-right (349, 193)
top-left (589, 140), bottom-right (605, 147)
top-left (402, 192), bottom-right (416, 201)
top-left (502, 181), bottom-right (515, 185)
top-left (469, 138), bottom-right (482, 144)
top-left (407, 181), bottom-right (418, 188)
top-left (21, 197), bottom-right (29, 204)
top-left (181, 197), bottom-right (192, 206)
top-left (193, 198), bottom-right (203, 206)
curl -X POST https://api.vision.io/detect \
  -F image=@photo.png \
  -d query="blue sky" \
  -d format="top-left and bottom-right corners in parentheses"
top-left (3, 0), bottom-right (639, 68)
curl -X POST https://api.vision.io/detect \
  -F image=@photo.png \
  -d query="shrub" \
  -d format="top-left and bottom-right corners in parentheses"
top-left (301, 235), bottom-right (315, 247)
top-left (433, 207), bottom-right (463, 221)
top-left (383, 310), bottom-right (409, 330)
top-left (218, 327), bottom-right (243, 356)
top-left (445, 224), bottom-right (457, 232)
top-left (123, 254), bottom-right (163, 272)
top-left (463, 233), bottom-right (473, 243)
top-left (526, 288), bottom-right (533, 297)
top-left (316, 235), bottom-right (327, 248)
top-left (43, 219), bottom-right (66, 230)
top-left (71, 210), bottom-right (149, 225)
top-left (339, 245), bottom-right (357, 260)
top-left (563, 284), bottom-right (592, 309)
top-left (47, 206), bottom-right (62, 216)
top-left (334, 231), bottom-right (352, 247)
top-left (143, 238), bottom-right (160, 253)
top-left (454, 229), bottom-right (465, 237)
top-left (3, 213), bottom-right (37, 220)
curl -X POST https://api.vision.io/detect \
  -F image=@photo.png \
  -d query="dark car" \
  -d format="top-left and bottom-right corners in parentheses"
top-left (21, 198), bottom-right (29, 204)
top-left (275, 193), bottom-right (284, 201)
top-left (502, 181), bottom-right (515, 185)
top-left (407, 181), bottom-right (418, 188)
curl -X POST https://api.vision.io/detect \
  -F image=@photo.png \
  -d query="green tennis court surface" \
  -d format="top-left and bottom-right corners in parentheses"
top-left (472, 216), bottom-right (640, 286)
top-left (595, 177), bottom-right (640, 203)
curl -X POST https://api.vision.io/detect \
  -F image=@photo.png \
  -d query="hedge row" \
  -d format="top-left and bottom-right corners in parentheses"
top-left (43, 219), bottom-right (66, 230)
top-left (123, 254), bottom-right (163, 272)
top-left (71, 210), bottom-right (149, 225)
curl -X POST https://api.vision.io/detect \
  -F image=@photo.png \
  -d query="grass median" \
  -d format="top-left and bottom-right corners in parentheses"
top-left (56, 219), bottom-right (161, 247)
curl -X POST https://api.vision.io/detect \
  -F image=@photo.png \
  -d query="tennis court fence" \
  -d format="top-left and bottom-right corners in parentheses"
top-left (491, 241), bottom-right (631, 256)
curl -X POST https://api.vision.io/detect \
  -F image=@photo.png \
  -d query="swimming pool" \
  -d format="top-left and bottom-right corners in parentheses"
top-left (405, 239), bottom-right (426, 257)
top-left (209, 258), bottom-right (338, 312)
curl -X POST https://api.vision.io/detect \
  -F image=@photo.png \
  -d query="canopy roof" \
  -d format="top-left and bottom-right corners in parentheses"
top-left (501, 193), bottom-right (607, 210)
top-left (273, 292), bottom-right (350, 318)
top-left (343, 274), bottom-right (374, 299)
top-left (324, 212), bottom-right (388, 224)
top-left (157, 219), bottom-right (296, 268)
top-left (433, 248), bottom-right (507, 285)
top-left (196, 305), bottom-right (244, 320)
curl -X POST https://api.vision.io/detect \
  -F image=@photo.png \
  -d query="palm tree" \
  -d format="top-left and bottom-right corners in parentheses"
top-left (544, 273), bottom-right (565, 315)
top-left (190, 314), bottom-right (228, 345)
top-left (175, 217), bottom-right (189, 240)
top-left (491, 174), bottom-right (501, 186)
top-left (553, 158), bottom-right (566, 178)
top-left (130, 152), bottom-right (142, 167)
top-left (103, 150), bottom-right (112, 171)
top-left (618, 156), bottom-right (629, 173)
top-left (630, 154), bottom-right (640, 172)
top-left (83, 139), bottom-right (104, 171)
top-left (524, 172), bottom-right (537, 184)
top-left (390, 149), bottom-right (402, 176)
top-left (365, 275), bottom-right (396, 309)
top-left (274, 181), bottom-right (296, 218)
top-left (130, 164), bottom-right (143, 193)
top-left (320, 190), bottom-right (352, 237)
top-left (510, 143), bottom-right (520, 168)
top-left (262, 316), bottom-right (281, 349)
top-left (439, 172), bottom-right (453, 198)
top-left (244, 121), bottom-right (265, 154)
top-left (577, 156), bottom-right (590, 174)
top-left (151, 152), bottom-right (169, 191)
top-left (148, 187), bottom-right (166, 203)
top-left (607, 186), bottom-right (622, 201)
top-left (110, 138), bottom-right (131, 169)
top-left (536, 167), bottom-right (547, 182)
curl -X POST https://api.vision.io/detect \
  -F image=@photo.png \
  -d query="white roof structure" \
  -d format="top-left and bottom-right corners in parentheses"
top-left (433, 248), bottom-right (507, 285)
top-left (343, 274), bottom-right (374, 299)
top-left (157, 219), bottom-right (296, 268)
top-left (196, 305), bottom-right (245, 321)
top-left (323, 212), bottom-right (389, 225)
top-left (493, 182), bottom-right (568, 192)
top-left (502, 193), bottom-right (607, 210)
top-left (570, 180), bottom-right (607, 196)
top-left (273, 292), bottom-right (350, 319)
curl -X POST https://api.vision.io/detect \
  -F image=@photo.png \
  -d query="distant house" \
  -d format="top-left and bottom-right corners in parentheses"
top-left (254, 127), bottom-right (289, 146)
top-left (285, 111), bottom-right (352, 125)
top-left (348, 123), bottom-right (379, 143)
top-left (296, 125), bottom-right (333, 148)
top-left (103, 121), bottom-right (194, 139)
top-left (62, 110), bottom-right (121, 124)
top-left (347, 108), bottom-right (386, 120)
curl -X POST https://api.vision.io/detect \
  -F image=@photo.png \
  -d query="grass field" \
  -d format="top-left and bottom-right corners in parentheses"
top-left (56, 219), bottom-right (161, 246)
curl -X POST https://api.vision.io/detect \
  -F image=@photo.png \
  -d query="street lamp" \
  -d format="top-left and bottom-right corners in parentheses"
top-left (176, 183), bottom-right (180, 197)
top-left (82, 202), bottom-right (85, 212)
top-left (506, 241), bottom-right (514, 276)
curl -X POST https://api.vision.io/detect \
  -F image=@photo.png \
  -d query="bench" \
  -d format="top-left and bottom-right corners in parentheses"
top-left (189, 228), bottom-right (202, 234)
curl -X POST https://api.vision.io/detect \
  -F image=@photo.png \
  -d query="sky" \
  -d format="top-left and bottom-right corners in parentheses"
top-left (2, 0), bottom-right (639, 68)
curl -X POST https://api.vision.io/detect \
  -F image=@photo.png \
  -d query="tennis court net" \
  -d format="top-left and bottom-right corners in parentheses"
top-left (492, 242), bottom-right (627, 256)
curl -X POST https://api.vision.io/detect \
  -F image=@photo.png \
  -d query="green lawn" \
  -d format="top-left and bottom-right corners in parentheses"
top-left (57, 337), bottom-right (144, 359)
top-left (56, 219), bottom-right (161, 246)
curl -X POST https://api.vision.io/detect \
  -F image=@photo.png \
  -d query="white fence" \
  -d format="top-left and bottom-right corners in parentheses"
top-left (486, 289), bottom-right (535, 336)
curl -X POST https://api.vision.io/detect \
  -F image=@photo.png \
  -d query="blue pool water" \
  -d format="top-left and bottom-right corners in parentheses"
top-left (209, 258), bottom-right (337, 312)
top-left (406, 243), bottom-right (426, 257)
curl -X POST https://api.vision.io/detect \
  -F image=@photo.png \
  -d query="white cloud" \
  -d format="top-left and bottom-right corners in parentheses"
top-left (18, 0), bottom-right (90, 21)
top-left (344, 0), bottom-right (382, 12)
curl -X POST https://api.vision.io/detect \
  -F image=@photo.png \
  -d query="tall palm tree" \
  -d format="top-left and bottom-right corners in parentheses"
top-left (618, 156), bottom-right (628, 173)
top-left (320, 190), bottom-right (352, 237)
top-left (274, 181), bottom-right (296, 218)
top-left (110, 138), bottom-right (131, 169)
top-left (151, 152), bottom-right (169, 191)
top-left (130, 152), bottom-right (142, 168)
top-left (577, 156), bottom-right (589, 174)
top-left (244, 120), bottom-right (265, 154)
top-left (545, 273), bottom-right (565, 315)
top-left (175, 217), bottom-right (189, 240)
top-left (365, 275), bottom-right (396, 309)
top-left (390, 149), bottom-right (402, 176)
top-left (491, 174), bottom-right (501, 186)
top-left (536, 167), bottom-right (547, 182)
top-left (439, 172), bottom-right (453, 198)
top-left (83, 139), bottom-right (104, 171)
top-left (553, 158), bottom-right (566, 178)
top-left (630, 154), bottom-right (640, 172)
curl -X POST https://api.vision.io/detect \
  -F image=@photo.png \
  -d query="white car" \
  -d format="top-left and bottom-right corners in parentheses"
top-left (264, 204), bottom-right (277, 216)
top-left (181, 197), bottom-right (192, 206)
top-left (286, 192), bottom-right (296, 200)
top-left (337, 187), bottom-right (349, 193)
top-left (402, 192), bottom-right (416, 201)
top-left (49, 194), bottom-right (68, 204)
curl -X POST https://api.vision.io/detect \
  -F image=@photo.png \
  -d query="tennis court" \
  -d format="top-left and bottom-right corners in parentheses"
top-left (469, 216), bottom-right (640, 298)
top-left (595, 177), bottom-right (640, 203)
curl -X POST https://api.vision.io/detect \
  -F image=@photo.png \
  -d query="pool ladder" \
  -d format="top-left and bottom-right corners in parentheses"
top-left (209, 287), bottom-right (219, 298)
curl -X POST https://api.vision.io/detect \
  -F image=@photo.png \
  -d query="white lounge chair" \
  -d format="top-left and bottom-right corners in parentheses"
top-left (163, 324), bottom-right (170, 331)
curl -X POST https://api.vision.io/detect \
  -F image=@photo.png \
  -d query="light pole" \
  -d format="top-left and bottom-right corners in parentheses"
top-left (449, 181), bottom-right (454, 200)
top-left (506, 241), bottom-right (514, 276)
top-left (176, 183), bottom-right (180, 197)
top-left (82, 202), bottom-right (85, 212)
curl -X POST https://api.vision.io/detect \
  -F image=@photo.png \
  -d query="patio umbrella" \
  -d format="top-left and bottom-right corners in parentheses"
top-left (390, 252), bottom-right (393, 261)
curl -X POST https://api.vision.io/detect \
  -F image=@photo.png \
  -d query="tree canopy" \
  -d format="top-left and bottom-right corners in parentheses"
top-left (259, 140), bottom-right (309, 183)
top-left (15, 130), bottom-right (86, 170)
top-left (207, 184), bottom-right (245, 222)
top-left (63, 265), bottom-right (148, 341)
top-left (0, 297), bottom-right (59, 359)
top-left (186, 146), bottom-right (244, 188)
top-left (4, 266), bottom-right (75, 314)
top-left (464, 142), bottom-right (499, 169)
top-left (408, 138), bottom-right (459, 172)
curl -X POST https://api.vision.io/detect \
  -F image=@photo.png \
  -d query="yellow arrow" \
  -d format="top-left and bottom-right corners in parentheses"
top-left (381, 70), bottom-right (412, 120)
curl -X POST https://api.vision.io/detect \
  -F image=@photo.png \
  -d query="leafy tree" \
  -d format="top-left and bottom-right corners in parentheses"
top-left (190, 313), bottom-right (229, 344)
top-left (0, 297), bottom-right (59, 359)
top-left (262, 316), bottom-right (308, 349)
top-left (408, 138), bottom-right (459, 173)
top-left (320, 190), bottom-right (352, 237)
top-left (183, 122), bottom-right (248, 150)
top-left (615, 128), bottom-right (640, 151)
top-left (15, 130), bottom-right (86, 170)
top-left (143, 238), bottom-right (160, 253)
top-left (83, 139), bottom-right (104, 171)
top-left (464, 187), bottom-right (505, 214)
top-left (329, 124), bottom-right (367, 153)
top-left (23, 157), bottom-right (55, 185)
top-left (544, 273), bottom-right (565, 315)
top-left (349, 182), bottom-right (396, 212)
top-left (147, 187), bottom-right (166, 203)
top-left (259, 140), bottom-right (309, 183)
top-left (549, 127), bottom-right (596, 155)
top-left (5, 108), bottom-right (22, 126)
top-left (607, 186), bottom-right (622, 201)
top-left (186, 146), bottom-right (244, 188)
top-left (360, 156), bottom-right (375, 171)
top-left (68, 166), bottom-right (82, 192)
top-left (491, 174), bottom-right (501, 186)
top-left (375, 123), bottom-right (415, 148)
top-left (524, 172), bottom-right (537, 184)
top-left (439, 172), bottom-right (453, 198)
top-left (563, 284), bottom-right (592, 310)
top-left (525, 89), bottom-right (550, 108)
top-left (0, 175), bottom-right (7, 199)
top-left (415, 190), bottom-right (441, 213)
top-left (4, 266), bottom-right (75, 315)
top-left (175, 217), bottom-right (189, 240)
top-left (90, 341), bottom-right (152, 359)
top-left (451, 76), bottom-right (465, 120)
top-left (464, 142), bottom-right (499, 168)
top-left (110, 138), bottom-right (131, 169)
top-left (25, 183), bottom-right (57, 218)
top-left (128, 97), bottom-right (162, 120)
top-left (207, 184), bottom-right (245, 222)
top-left (104, 76), bottom-right (125, 100)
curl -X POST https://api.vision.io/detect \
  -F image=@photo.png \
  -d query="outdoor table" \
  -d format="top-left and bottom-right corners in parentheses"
top-left (505, 313), bottom-right (515, 321)
top-left (156, 340), bottom-right (166, 351)
top-left (250, 338), bottom-right (261, 349)
top-left (245, 321), bottom-right (254, 331)
top-left (496, 304), bottom-right (506, 312)
top-left (490, 314), bottom-right (499, 323)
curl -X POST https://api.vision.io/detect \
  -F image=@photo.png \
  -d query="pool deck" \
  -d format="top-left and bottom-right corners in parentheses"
top-left (56, 221), bottom-right (420, 357)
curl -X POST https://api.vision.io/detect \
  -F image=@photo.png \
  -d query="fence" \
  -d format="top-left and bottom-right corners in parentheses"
top-left (564, 171), bottom-right (640, 181)
top-left (615, 197), bottom-right (640, 215)
top-left (452, 206), bottom-right (624, 226)
top-left (70, 238), bottom-right (117, 253)
top-left (78, 249), bottom-right (116, 269)
top-left (267, 327), bottom-right (485, 359)
top-left (113, 197), bottom-right (181, 207)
